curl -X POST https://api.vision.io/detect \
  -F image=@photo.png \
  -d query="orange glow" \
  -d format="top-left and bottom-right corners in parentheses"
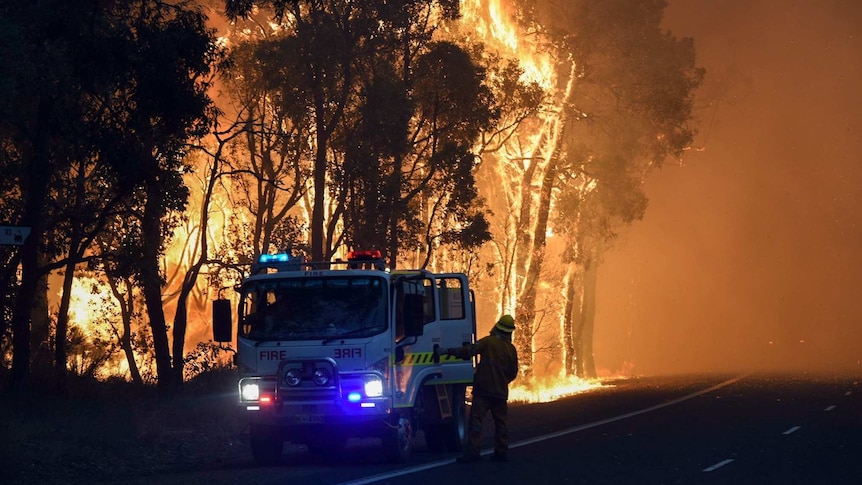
top-left (63, 275), bottom-right (132, 378)
top-left (57, 1), bottom-right (610, 400)
top-left (66, 275), bottom-right (114, 336)
top-left (461, 0), bottom-right (554, 89)
top-left (509, 375), bottom-right (604, 404)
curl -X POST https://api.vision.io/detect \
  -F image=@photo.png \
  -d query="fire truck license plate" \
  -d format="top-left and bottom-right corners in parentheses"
top-left (294, 414), bottom-right (323, 424)
top-left (293, 404), bottom-right (322, 423)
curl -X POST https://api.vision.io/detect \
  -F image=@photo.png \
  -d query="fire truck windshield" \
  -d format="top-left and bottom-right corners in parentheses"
top-left (239, 276), bottom-right (387, 342)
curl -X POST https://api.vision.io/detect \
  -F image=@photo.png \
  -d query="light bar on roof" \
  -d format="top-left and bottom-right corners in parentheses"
top-left (259, 253), bottom-right (290, 263)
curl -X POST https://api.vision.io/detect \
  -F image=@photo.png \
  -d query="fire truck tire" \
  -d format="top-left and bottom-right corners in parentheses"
top-left (383, 411), bottom-right (414, 463)
top-left (249, 424), bottom-right (283, 465)
top-left (443, 386), bottom-right (467, 452)
top-left (425, 385), bottom-right (467, 452)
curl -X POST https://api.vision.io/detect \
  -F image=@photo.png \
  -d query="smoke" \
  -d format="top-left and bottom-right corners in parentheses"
top-left (595, 0), bottom-right (862, 376)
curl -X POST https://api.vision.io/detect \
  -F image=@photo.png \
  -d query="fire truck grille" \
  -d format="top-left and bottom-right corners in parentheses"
top-left (278, 387), bottom-right (339, 401)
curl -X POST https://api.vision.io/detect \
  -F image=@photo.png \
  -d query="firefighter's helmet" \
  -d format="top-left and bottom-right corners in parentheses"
top-left (494, 314), bottom-right (516, 334)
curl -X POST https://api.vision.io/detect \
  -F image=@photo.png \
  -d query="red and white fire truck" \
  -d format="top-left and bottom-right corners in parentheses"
top-left (212, 250), bottom-right (476, 465)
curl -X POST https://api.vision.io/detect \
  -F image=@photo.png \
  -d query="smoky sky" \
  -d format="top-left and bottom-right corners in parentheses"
top-left (595, 0), bottom-right (862, 376)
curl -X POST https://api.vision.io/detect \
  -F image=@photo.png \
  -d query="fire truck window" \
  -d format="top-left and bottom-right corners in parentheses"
top-left (241, 277), bottom-right (386, 341)
top-left (240, 293), bottom-right (255, 336)
top-left (438, 278), bottom-right (464, 320)
top-left (421, 278), bottom-right (435, 324)
top-left (395, 295), bottom-right (405, 341)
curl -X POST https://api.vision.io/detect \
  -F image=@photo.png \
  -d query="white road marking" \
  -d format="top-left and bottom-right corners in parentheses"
top-left (825, 405), bottom-right (837, 411)
top-left (703, 458), bottom-right (734, 472)
top-left (782, 426), bottom-right (801, 435)
top-left (338, 375), bottom-right (748, 485)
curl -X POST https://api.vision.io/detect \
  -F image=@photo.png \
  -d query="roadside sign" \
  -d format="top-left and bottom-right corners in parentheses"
top-left (0, 226), bottom-right (31, 246)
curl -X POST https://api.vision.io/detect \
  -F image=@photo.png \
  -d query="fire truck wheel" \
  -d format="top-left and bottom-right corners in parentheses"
top-left (444, 387), bottom-right (467, 452)
top-left (383, 411), bottom-right (414, 463)
top-left (423, 385), bottom-right (467, 453)
top-left (425, 386), bottom-right (467, 452)
top-left (249, 424), bottom-right (283, 465)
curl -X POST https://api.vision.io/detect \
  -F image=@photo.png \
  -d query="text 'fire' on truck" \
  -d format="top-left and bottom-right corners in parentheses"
top-left (212, 250), bottom-right (477, 465)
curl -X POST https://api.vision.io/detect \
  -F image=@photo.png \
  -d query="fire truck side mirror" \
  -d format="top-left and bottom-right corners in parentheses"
top-left (212, 299), bottom-right (233, 343)
top-left (403, 293), bottom-right (424, 337)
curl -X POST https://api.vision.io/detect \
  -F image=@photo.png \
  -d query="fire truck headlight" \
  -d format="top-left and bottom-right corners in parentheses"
top-left (240, 381), bottom-right (260, 401)
top-left (364, 375), bottom-right (383, 397)
top-left (312, 368), bottom-right (331, 386)
top-left (284, 368), bottom-right (302, 387)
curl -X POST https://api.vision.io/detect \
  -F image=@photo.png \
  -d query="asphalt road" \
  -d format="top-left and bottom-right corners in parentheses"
top-left (133, 373), bottom-right (862, 484)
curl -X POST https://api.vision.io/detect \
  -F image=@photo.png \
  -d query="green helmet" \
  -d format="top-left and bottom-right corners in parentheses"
top-left (494, 314), bottom-right (515, 334)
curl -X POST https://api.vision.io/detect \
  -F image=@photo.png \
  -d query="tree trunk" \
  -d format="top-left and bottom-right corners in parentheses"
top-left (514, 156), bottom-right (558, 379)
top-left (54, 261), bottom-right (77, 393)
top-left (310, 83), bottom-right (328, 262)
top-left (387, 154), bottom-right (403, 269)
top-left (170, 152), bottom-right (218, 386)
top-left (29, 261), bottom-right (51, 377)
top-left (514, 157), bottom-right (540, 282)
top-left (562, 262), bottom-right (579, 376)
top-left (171, 293), bottom-right (189, 386)
top-left (9, 97), bottom-right (53, 393)
top-left (581, 258), bottom-right (599, 378)
top-left (106, 276), bottom-right (143, 385)
top-left (0, 255), bottom-right (20, 346)
top-left (141, 181), bottom-right (175, 394)
top-left (573, 263), bottom-right (587, 378)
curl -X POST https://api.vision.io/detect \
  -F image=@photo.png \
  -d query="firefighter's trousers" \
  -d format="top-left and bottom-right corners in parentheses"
top-left (465, 394), bottom-right (509, 457)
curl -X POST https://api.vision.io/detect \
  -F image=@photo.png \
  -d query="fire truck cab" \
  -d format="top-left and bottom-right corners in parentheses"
top-left (212, 250), bottom-right (476, 465)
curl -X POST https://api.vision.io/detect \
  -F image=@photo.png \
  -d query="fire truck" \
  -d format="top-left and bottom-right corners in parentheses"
top-left (212, 250), bottom-right (476, 465)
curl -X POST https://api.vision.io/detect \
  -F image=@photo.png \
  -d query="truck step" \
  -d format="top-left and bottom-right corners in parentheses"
top-left (435, 384), bottom-right (452, 419)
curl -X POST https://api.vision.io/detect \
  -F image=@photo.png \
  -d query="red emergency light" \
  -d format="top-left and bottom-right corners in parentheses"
top-left (347, 249), bottom-right (382, 260)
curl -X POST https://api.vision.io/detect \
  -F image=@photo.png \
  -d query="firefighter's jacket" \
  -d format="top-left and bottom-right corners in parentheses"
top-left (449, 332), bottom-right (519, 400)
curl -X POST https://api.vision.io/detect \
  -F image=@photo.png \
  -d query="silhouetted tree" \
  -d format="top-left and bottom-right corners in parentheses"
top-left (224, 1), bottom-right (494, 269)
top-left (103, 1), bottom-right (218, 392)
top-left (219, 38), bottom-right (312, 261)
top-left (225, 0), bottom-right (410, 261)
top-left (0, 0), bottom-right (99, 391)
top-left (341, 41), bottom-right (498, 268)
top-left (0, 0), bottom-right (218, 392)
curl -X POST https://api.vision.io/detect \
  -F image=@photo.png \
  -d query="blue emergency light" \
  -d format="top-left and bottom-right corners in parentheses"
top-left (259, 253), bottom-right (291, 263)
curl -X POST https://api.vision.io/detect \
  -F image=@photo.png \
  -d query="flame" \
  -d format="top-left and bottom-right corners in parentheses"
top-left (65, 275), bottom-right (113, 338)
top-left (459, 1), bottom-right (612, 397)
top-left (53, 1), bottom-right (628, 396)
top-left (461, 0), bottom-right (554, 89)
top-left (63, 275), bottom-right (133, 378)
top-left (509, 375), bottom-right (605, 404)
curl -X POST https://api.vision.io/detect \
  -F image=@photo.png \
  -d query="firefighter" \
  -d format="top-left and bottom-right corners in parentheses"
top-left (446, 314), bottom-right (519, 463)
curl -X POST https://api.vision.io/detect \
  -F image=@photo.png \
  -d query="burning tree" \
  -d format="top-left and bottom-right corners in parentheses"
top-left (221, 0), bottom-right (496, 269)
top-left (468, 0), bottom-right (703, 378)
top-left (1, 0), bottom-right (703, 394)
top-left (215, 0), bottom-right (702, 384)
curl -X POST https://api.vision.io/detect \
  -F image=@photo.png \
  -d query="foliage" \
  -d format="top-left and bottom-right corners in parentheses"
top-left (183, 341), bottom-right (234, 382)
top-left (0, 0), bottom-right (703, 389)
top-left (0, 0), bottom-right (220, 391)
top-left (219, 1), bottom-right (493, 268)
